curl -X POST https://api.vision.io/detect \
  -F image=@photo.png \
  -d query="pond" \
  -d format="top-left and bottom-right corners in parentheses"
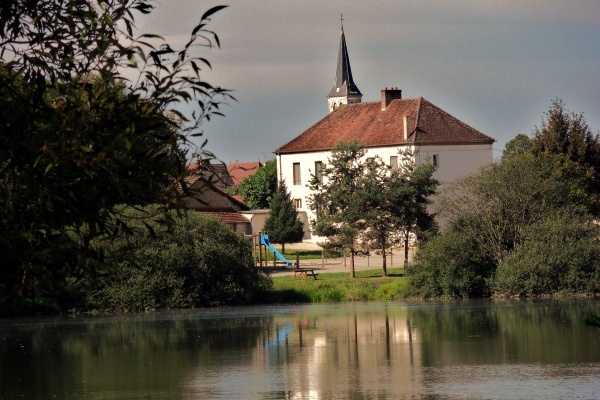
top-left (1, 300), bottom-right (600, 399)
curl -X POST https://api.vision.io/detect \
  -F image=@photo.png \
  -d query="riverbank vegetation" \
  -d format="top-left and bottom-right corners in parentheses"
top-left (408, 100), bottom-right (600, 299)
top-left (268, 268), bottom-right (409, 303)
top-left (0, 2), bottom-right (235, 315)
top-left (83, 208), bottom-right (272, 311)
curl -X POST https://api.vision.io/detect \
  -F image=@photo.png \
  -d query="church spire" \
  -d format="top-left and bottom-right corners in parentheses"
top-left (327, 15), bottom-right (362, 113)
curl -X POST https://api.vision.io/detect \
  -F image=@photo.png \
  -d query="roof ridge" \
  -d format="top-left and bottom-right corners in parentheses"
top-left (413, 97), bottom-right (424, 142)
top-left (420, 98), bottom-right (492, 141)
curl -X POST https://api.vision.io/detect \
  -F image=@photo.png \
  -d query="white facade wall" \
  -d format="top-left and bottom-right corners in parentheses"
top-left (277, 143), bottom-right (492, 241)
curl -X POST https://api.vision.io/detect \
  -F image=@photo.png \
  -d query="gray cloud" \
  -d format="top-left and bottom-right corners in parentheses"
top-left (137, 0), bottom-right (600, 162)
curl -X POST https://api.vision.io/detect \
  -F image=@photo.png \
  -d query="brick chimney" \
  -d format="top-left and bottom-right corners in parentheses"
top-left (381, 87), bottom-right (402, 110)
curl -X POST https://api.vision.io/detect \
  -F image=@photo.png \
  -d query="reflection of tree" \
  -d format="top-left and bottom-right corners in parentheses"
top-left (408, 300), bottom-right (600, 366)
top-left (0, 314), bottom-right (271, 398)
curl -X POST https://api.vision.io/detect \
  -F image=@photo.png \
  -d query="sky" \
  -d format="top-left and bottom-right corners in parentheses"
top-left (139, 0), bottom-right (600, 164)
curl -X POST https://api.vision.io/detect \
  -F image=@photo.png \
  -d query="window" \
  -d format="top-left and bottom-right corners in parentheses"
top-left (390, 156), bottom-right (398, 171)
top-left (314, 161), bottom-right (323, 183)
top-left (293, 163), bottom-right (301, 185)
top-left (294, 199), bottom-right (302, 209)
top-left (432, 154), bottom-right (439, 168)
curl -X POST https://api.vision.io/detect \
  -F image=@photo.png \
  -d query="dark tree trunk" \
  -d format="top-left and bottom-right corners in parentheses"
top-left (404, 231), bottom-right (410, 268)
top-left (382, 242), bottom-right (387, 276)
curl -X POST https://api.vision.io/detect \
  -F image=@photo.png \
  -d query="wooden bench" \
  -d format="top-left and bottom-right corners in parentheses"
top-left (292, 268), bottom-right (319, 281)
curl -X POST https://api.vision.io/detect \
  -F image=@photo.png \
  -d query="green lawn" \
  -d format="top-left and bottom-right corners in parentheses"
top-left (265, 268), bottom-right (411, 303)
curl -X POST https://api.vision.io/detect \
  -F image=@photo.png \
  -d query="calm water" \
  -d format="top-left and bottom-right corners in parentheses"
top-left (2, 300), bottom-right (600, 399)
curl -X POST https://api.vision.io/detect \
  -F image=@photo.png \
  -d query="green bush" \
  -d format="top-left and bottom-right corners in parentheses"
top-left (407, 231), bottom-right (495, 298)
top-left (75, 206), bottom-right (272, 311)
top-left (493, 212), bottom-right (600, 296)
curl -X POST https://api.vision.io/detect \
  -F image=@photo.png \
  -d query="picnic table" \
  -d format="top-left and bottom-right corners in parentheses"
top-left (291, 268), bottom-right (319, 281)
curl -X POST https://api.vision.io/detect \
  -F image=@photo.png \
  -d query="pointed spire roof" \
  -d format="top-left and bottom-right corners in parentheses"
top-left (328, 20), bottom-right (362, 98)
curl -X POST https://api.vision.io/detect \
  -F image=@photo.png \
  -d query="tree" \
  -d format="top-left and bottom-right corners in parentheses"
top-left (531, 99), bottom-right (600, 206)
top-left (0, 1), bottom-right (233, 310)
top-left (438, 152), bottom-right (593, 263)
top-left (236, 160), bottom-right (277, 209)
top-left (263, 181), bottom-right (305, 254)
top-left (493, 210), bottom-right (600, 296)
top-left (308, 140), bottom-right (368, 278)
top-left (79, 207), bottom-right (272, 311)
top-left (360, 150), bottom-right (438, 276)
top-left (387, 150), bottom-right (438, 268)
top-left (359, 156), bottom-right (396, 276)
top-left (503, 133), bottom-right (533, 158)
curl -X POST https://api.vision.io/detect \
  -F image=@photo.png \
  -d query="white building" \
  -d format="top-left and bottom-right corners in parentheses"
top-left (275, 24), bottom-right (494, 241)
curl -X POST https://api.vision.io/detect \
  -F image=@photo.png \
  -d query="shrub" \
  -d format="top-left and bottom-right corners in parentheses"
top-left (407, 231), bottom-right (495, 298)
top-left (75, 206), bottom-right (272, 311)
top-left (493, 212), bottom-right (600, 296)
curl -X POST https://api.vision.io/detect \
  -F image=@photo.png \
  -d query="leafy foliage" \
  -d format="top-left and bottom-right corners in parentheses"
top-left (309, 141), bottom-right (438, 278)
top-left (530, 99), bottom-right (600, 209)
top-left (412, 150), bottom-right (596, 298)
top-left (503, 133), bottom-right (532, 158)
top-left (308, 140), bottom-right (369, 278)
top-left (438, 152), bottom-right (593, 263)
top-left (236, 160), bottom-right (277, 209)
top-left (263, 181), bottom-right (304, 254)
top-left (361, 149), bottom-right (438, 275)
top-left (408, 231), bottom-right (495, 298)
top-left (0, 1), bottom-right (233, 310)
top-left (493, 211), bottom-right (600, 297)
top-left (75, 207), bottom-right (272, 311)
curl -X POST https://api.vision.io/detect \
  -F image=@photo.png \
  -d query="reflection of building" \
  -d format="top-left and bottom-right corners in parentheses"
top-left (253, 310), bottom-right (423, 399)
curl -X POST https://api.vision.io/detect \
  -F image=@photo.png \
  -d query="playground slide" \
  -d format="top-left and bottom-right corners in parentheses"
top-left (260, 234), bottom-right (293, 266)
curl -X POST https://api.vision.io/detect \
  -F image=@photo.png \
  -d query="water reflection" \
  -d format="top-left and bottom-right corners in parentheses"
top-left (2, 301), bottom-right (600, 399)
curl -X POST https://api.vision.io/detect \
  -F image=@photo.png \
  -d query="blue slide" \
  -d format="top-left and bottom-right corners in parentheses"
top-left (260, 234), bottom-right (293, 266)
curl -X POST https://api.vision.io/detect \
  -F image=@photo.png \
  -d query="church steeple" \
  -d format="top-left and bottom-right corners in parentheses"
top-left (327, 16), bottom-right (362, 113)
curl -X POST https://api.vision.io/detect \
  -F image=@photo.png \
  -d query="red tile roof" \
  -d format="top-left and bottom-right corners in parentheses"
top-left (228, 161), bottom-right (263, 185)
top-left (196, 211), bottom-right (250, 225)
top-left (275, 97), bottom-right (494, 154)
top-left (182, 176), bottom-right (250, 212)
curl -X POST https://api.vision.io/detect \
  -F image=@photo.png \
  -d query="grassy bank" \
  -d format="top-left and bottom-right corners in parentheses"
top-left (266, 268), bottom-right (410, 303)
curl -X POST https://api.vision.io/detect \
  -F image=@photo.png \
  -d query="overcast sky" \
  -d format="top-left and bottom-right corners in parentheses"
top-left (140, 0), bottom-right (600, 163)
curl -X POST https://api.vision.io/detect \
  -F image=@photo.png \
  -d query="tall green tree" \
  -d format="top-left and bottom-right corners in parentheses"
top-left (531, 99), bottom-right (600, 206)
top-left (236, 160), bottom-right (277, 209)
top-left (360, 151), bottom-right (438, 275)
top-left (359, 156), bottom-right (395, 276)
top-left (263, 181), bottom-right (304, 254)
top-left (387, 150), bottom-right (438, 268)
top-left (308, 140), bottom-right (368, 278)
top-left (439, 152), bottom-right (592, 263)
top-left (503, 133), bottom-right (533, 158)
top-left (0, 1), bottom-right (233, 310)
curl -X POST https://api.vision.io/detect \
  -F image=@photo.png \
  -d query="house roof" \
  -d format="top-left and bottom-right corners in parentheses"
top-left (196, 211), bottom-right (251, 225)
top-left (275, 97), bottom-right (495, 154)
top-left (327, 26), bottom-right (362, 99)
top-left (228, 161), bottom-right (263, 186)
top-left (182, 176), bottom-right (250, 212)
top-left (186, 161), bottom-right (236, 190)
